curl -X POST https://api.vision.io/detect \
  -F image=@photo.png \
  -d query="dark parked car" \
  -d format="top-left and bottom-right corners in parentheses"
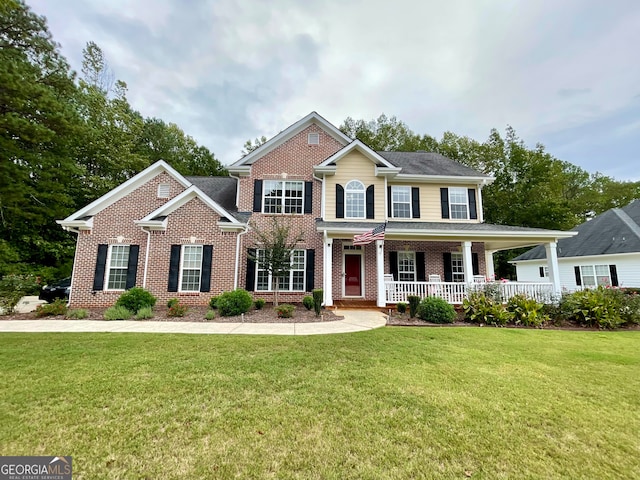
top-left (39, 277), bottom-right (71, 303)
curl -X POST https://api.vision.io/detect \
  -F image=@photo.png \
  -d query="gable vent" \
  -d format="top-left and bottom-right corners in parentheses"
top-left (308, 133), bottom-right (319, 145)
top-left (157, 184), bottom-right (170, 198)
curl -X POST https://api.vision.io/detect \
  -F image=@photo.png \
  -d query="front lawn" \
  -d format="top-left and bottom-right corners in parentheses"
top-left (0, 328), bottom-right (638, 479)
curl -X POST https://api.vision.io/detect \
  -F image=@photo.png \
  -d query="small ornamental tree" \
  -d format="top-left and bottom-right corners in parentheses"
top-left (249, 217), bottom-right (304, 306)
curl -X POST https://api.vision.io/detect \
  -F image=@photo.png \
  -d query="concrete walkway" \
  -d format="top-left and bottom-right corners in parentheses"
top-left (0, 309), bottom-right (387, 336)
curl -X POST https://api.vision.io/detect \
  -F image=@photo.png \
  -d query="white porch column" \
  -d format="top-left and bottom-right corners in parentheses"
top-left (484, 249), bottom-right (496, 281)
top-left (462, 241), bottom-right (473, 284)
top-left (376, 239), bottom-right (385, 307)
top-left (545, 241), bottom-right (561, 297)
top-left (324, 234), bottom-right (333, 306)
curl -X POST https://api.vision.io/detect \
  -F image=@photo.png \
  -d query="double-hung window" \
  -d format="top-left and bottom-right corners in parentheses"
top-left (256, 249), bottom-right (306, 291)
top-left (263, 180), bottom-right (303, 214)
top-left (449, 187), bottom-right (469, 219)
top-left (106, 245), bottom-right (130, 290)
top-left (345, 180), bottom-right (365, 218)
top-left (397, 252), bottom-right (416, 282)
top-left (579, 265), bottom-right (611, 287)
top-left (392, 186), bottom-right (411, 218)
top-left (450, 253), bottom-right (465, 282)
top-left (180, 245), bottom-right (203, 292)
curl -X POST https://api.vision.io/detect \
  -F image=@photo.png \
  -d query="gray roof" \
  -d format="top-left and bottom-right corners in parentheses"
top-left (513, 199), bottom-right (640, 261)
top-left (377, 151), bottom-right (489, 177)
top-left (186, 176), bottom-right (237, 212)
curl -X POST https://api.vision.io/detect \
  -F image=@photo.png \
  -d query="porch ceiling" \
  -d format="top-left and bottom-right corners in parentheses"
top-left (316, 220), bottom-right (577, 251)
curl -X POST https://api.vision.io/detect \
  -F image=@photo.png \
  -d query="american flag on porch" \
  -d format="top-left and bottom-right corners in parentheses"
top-left (353, 223), bottom-right (386, 246)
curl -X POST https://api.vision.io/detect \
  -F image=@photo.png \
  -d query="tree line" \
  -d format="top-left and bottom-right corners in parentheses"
top-left (2, 0), bottom-right (638, 282)
top-left (0, 0), bottom-right (226, 280)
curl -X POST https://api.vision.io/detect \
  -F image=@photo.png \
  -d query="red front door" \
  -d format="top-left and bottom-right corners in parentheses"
top-left (344, 254), bottom-right (362, 296)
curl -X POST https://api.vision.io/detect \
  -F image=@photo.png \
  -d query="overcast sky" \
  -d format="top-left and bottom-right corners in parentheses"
top-left (30, 0), bottom-right (640, 180)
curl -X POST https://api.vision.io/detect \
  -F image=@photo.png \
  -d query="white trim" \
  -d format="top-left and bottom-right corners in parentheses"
top-left (229, 112), bottom-right (351, 169)
top-left (345, 179), bottom-right (366, 219)
top-left (261, 179), bottom-right (304, 214)
top-left (105, 244), bottom-right (130, 291)
top-left (449, 187), bottom-right (470, 220)
top-left (390, 185), bottom-right (412, 219)
top-left (178, 244), bottom-right (203, 293)
top-left (136, 185), bottom-right (242, 227)
top-left (59, 160), bottom-right (190, 225)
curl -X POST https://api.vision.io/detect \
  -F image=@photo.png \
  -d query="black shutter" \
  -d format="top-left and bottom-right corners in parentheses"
top-left (443, 252), bottom-right (453, 282)
top-left (609, 265), bottom-right (619, 287)
top-left (93, 244), bottom-right (108, 291)
top-left (539, 266), bottom-right (545, 278)
top-left (125, 245), bottom-right (139, 289)
top-left (304, 181), bottom-right (313, 214)
top-left (200, 245), bottom-right (213, 292)
top-left (387, 186), bottom-right (392, 217)
top-left (336, 184), bottom-right (344, 218)
top-left (168, 245), bottom-right (181, 292)
top-left (412, 187), bottom-right (421, 218)
top-left (366, 185), bottom-right (375, 219)
top-left (390, 252), bottom-right (398, 281)
top-left (246, 248), bottom-right (256, 291)
top-left (416, 252), bottom-right (426, 281)
top-left (574, 266), bottom-right (582, 286)
top-left (440, 188), bottom-right (450, 219)
top-left (472, 252), bottom-right (479, 275)
top-left (253, 179), bottom-right (263, 213)
top-left (468, 189), bottom-right (477, 220)
top-left (306, 249), bottom-right (315, 291)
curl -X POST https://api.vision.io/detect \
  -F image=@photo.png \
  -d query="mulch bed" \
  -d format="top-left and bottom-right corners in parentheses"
top-left (0, 305), bottom-right (342, 323)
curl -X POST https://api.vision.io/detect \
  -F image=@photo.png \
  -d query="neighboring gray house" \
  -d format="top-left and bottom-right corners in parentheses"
top-left (512, 200), bottom-right (640, 290)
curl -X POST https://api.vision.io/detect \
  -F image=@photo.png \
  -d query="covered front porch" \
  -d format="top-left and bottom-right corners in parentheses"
top-left (318, 220), bottom-right (577, 307)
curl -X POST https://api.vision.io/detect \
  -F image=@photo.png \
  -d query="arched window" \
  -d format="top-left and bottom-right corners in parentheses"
top-left (345, 180), bottom-right (365, 218)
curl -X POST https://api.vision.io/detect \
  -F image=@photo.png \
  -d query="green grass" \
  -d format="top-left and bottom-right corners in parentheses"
top-left (0, 328), bottom-right (638, 479)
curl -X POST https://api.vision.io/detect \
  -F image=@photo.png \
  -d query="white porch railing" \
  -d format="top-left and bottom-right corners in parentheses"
top-left (385, 281), bottom-right (555, 305)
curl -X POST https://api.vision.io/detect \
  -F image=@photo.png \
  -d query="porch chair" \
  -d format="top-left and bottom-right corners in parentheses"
top-left (428, 274), bottom-right (441, 282)
top-left (473, 275), bottom-right (486, 283)
top-left (384, 274), bottom-right (397, 303)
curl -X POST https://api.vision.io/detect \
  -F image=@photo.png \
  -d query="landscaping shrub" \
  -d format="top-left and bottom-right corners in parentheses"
top-left (209, 296), bottom-right (219, 309)
top-left (417, 296), bottom-right (456, 324)
top-left (205, 310), bottom-right (216, 320)
top-left (115, 287), bottom-right (156, 314)
top-left (254, 298), bottom-right (265, 310)
top-left (35, 299), bottom-right (68, 317)
top-left (463, 292), bottom-right (511, 326)
top-left (397, 302), bottom-right (407, 314)
top-left (0, 274), bottom-right (40, 314)
top-left (312, 289), bottom-right (323, 317)
top-left (303, 295), bottom-right (314, 311)
top-left (507, 294), bottom-right (548, 327)
top-left (217, 289), bottom-right (253, 317)
top-left (621, 292), bottom-right (640, 326)
top-left (276, 304), bottom-right (295, 318)
top-left (407, 295), bottom-right (420, 318)
top-left (560, 287), bottom-right (624, 329)
top-left (104, 305), bottom-right (133, 320)
top-left (135, 307), bottom-right (154, 320)
top-left (167, 302), bottom-right (188, 317)
top-left (66, 308), bottom-right (88, 319)
top-left (167, 298), bottom-right (179, 308)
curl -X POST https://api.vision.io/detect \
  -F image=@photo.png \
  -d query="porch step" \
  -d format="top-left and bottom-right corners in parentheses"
top-left (329, 300), bottom-right (379, 310)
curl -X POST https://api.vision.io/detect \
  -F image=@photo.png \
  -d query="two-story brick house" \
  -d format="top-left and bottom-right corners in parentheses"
top-left (59, 112), bottom-right (575, 309)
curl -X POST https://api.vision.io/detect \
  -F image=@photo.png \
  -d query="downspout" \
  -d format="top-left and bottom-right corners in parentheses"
top-left (234, 225), bottom-right (250, 289)
top-left (312, 172), bottom-right (324, 219)
top-left (477, 181), bottom-right (485, 223)
top-left (141, 226), bottom-right (152, 288)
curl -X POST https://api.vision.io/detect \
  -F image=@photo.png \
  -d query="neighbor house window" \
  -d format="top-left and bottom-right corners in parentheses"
top-left (450, 253), bottom-right (465, 282)
top-left (391, 186), bottom-right (411, 218)
top-left (397, 252), bottom-right (416, 282)
top-left (345, 180), bottom-right (365, 218)
top-left (180, 245), bottom-right (203, 292)
top-left (256, 249), bottom-right (306, 291)
top-left (106, 245), bottom-right (130, 290)
top-left (449, 187), bottom-right (469, 219)
top-left (263, 180), bottom-right (303, 214)
top-left (579, 265), bottom-right (611, 287)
